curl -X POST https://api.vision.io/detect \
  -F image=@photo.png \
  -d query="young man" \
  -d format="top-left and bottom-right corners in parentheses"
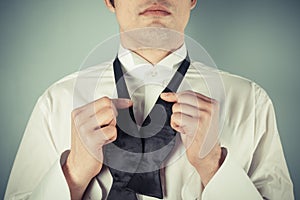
top-left (5, 0), bottom-right (294, 199)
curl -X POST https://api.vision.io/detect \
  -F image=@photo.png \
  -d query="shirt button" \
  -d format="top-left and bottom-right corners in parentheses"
top-left (151, 70), bottom-right (158, 77)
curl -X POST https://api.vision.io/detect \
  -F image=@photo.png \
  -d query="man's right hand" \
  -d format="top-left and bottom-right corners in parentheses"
top-left (62, 97), bottom-right (132, 200)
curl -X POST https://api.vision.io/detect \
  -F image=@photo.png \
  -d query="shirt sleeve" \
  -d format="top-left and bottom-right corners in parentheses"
top-left (3, 93), bottom-right (72, 200)
top-left (202, 84), bottom-right (294, 200)
top-left (201, 148), bottom-right (263, 200)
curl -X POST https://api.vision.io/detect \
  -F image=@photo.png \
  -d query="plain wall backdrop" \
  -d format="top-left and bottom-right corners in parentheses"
top-left (0, 0), bottom-right (299, 198)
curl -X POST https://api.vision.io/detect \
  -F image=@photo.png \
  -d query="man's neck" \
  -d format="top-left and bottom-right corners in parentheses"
top-left (132, 49), bottom-right (172, 65)
top-left (120, 27), bottom-right (185, 65)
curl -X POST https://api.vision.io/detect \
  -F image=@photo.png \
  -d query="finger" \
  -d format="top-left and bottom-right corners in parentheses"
top-left (73, 97), bottom-right (132, 124)
top-left (74, 108), bottom-right (114, 129)
top-left (112, 98), bottom-right (133, 109)
top-left (75, 117), bottom-right (99, 133)
top-left (72, 96), bottom-right (115, 119)
top-left (161, 92), bottom-right (199, 106)
top-left (183, 90), bottom-right (217, 104)
top-left (170, 122), bottom-right (185, 134)
top-left (172, 103), bottom-right (202, 118)
top-left (94, 107), bottom-right (117, 127)
top-left (97, 125), bottom-right (117, 145)
top-left (162, 91), bottom-right (217, 105)
top-left (174, 92), bottom-right (215, 112)
top-left (171, 112), bottom-right (199, 135)
top-left (81, 125), bottom-right (117, 147)
top-left (76, 110), bottom-right (115, 133)
top-left (176, 92), bottom-right (202, 107)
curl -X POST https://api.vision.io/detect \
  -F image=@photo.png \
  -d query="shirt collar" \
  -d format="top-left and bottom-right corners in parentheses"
top-left (117, 43), bottom-right (187, 71)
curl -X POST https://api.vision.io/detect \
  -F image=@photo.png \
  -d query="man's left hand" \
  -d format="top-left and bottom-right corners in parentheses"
top-left (161, 90), bottom-right (224, 187)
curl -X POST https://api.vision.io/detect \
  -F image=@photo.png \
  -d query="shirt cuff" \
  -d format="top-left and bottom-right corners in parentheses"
top-left (28, 150), bottom-right (103, 200)
top-left (28, 150), bottom-right (71, 200)
top-left (201, 148), bottom-right (263, 200)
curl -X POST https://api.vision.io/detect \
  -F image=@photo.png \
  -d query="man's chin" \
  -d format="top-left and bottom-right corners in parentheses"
top-left (120, 27), bottom-right (184, 53)
top-left (147, 21), bottom-right (168, 28)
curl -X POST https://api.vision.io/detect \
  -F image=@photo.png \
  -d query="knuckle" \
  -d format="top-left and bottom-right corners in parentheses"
top-left (208, 102), bottom-right (219, 113)
top-left (100, 96), bottom-right (112, 105)
top-left (110, 126), bottom-right (117, 135)
top-left (104, 107), bottom-right (115, 121)
top-left (211, 98), bottom-right (218, 104)
top-left (170, 121), bottom-right (176, 129)
top-left (195, 98), bottom-right (202, 107)
top-left (111, 133), bottom-right (117, 142)
top-left (112, 128), bottom-right (117, 137)
top-left (206, 103), bottom-right (213, 111)
top-left (171, 114), bottom-right (176, 123)
top-left (172, 103), bottom-right (179, 112)
top-left (187, 90), bottom-right (197, 98)
top-left (105, 126), bottom-right (117, 141)
top-left (71, 109), bottom-right (80, 119)
top-left (171, 113), bottom-right (180, 123)
top-left (111, 117), bottom-right (117, 126)
top-left (197, 109), bottom-right (202, 117)
top-left (185, 90), bottom-right (194, 94)
top-left (103, 125), bottom-right (115, 134)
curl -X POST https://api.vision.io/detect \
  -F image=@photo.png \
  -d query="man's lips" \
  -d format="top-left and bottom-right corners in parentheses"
top-left (140, 5), bottom-right (171, 16)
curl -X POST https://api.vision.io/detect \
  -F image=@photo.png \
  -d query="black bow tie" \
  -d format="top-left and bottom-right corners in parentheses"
top-left (103, 55), bottom-right (190, 200)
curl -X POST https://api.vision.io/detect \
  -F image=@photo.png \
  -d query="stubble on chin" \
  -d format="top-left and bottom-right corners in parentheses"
top-left (120, 27), bottom-right (184, 53)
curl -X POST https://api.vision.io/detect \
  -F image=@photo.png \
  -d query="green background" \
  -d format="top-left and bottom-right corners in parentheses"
top-left (0, 0), bottom-right (299, 198)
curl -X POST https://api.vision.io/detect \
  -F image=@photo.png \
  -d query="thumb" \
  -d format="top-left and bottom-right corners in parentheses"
top-left (112, 98), bottom-right (133, 109)
top-left (160, 92), bottom-right (178, 102)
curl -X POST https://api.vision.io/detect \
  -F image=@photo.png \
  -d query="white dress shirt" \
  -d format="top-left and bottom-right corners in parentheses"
top-left (5, 45), bottom-right (294, 200)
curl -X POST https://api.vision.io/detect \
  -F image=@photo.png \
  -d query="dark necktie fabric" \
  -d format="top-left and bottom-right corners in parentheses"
top-left (103, 55), bottom-right (190, 200)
